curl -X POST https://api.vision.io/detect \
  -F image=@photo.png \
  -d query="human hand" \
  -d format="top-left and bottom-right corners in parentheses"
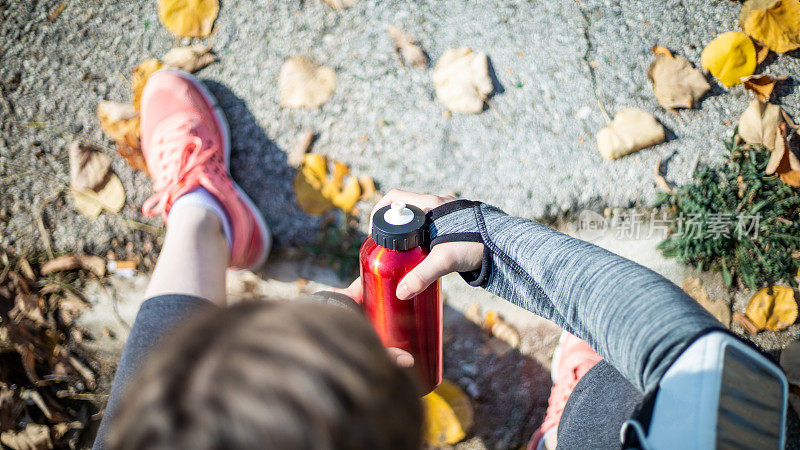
top-left (370, 190), bottom-right (484, 300)
top-left (329, 277), bottom-right (414, 367)
top-left (338, 190), bottom-right (485, 301)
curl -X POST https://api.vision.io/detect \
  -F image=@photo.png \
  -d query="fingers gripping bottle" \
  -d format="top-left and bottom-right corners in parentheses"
top-left (360, 201), bottom-right (443, 394)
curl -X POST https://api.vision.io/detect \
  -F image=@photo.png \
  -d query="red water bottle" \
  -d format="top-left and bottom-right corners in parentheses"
top-left (360, 201), bottom-right (443, 394)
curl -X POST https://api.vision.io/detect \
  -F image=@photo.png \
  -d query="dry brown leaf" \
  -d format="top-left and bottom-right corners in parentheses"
top-left (47, 3), bottom-right (66, 21)
top-left (745, 286), bottom-right (798, 331)
top-left (765, 120), bottom-right (800, 186)
top-left (114, 131), bottom-right (148, 173)
top-left (422, 380), bottom-right (473, 446)
top-left (69, 141), bottom-right (111, 191)
top-left (755, 41), bottom-right (772, 64)
top-left (161, 44), bottom-right (216, 73)
top-left (96, 101), bottom-right (147, 172)
top-left (57, 295), bottom-right (89, 327)
top-left (69, 141), bottom-right (125, 218)
top-left (132, 59), bottom-right (164, 111)
top-left (158, 0), bottom-right (219, 38)
top-left (739, 98), bottom-right (782, 151)
top-left (681, 277), bottom-right (731, 327)
top-left (66, 355), bottom-right (96, 390)
top-left (387, 25), bottom-right (428, 69)
top-left (740, 0), bottom-right (800, 53)
top-left (741, 74), bottom-right (786, 101)
top-left (780, 340), bottom-right (800, 386)
top-left (293, 154), bottom-right (361, 215)
top-left (767, 122), bottom-right (788, 175)
top-left (96, 101), bottom-right (138, 138)
top-left (432, 48), bottom-right (493, 114)
top-left (72, 175), bottom-right (126, 218)
top-left (647, 46), bottom-right (710, 109)
top-left (700, 31), bottom-right (757, 87)
top-left (490, 320), bottom-right (520, 349)
top-left (41, 255), bottom-right (106, 278)
top-left (18, 257), bottom-right (36, 281)
top-left (481, 310), bottom-right (498, 332)
top-left (733, 311), bottom-right (761, 335)
top-left (596, 108), bottom-right (665, 160)
top-left (288, 129), bottom-right (316, 168)
top-left (1, 423), bottom-right (53, 450)
top-left (480, 310), bottom-right (520, 352)
top-left (279, 56), bottom-right (337, 109)
top-left (322, 0), bottom-right (357, 8)
top-left (654, 159), bottom-right (676, 194)
top-left (651, 45), bottom-right (673, 57)
top-left (464, 302), bottom-right (482, 325)
top-left (780, 170), bottom-right (800, 186)
top-left (13, 293), bottom-right (46, 325)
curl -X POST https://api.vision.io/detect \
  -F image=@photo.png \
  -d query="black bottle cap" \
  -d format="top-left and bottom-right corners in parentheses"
top-left (371, 202), bottom-right (427, 251)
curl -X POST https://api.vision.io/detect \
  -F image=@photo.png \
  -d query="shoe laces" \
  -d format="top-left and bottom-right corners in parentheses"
top-left (142, 115), bottom-right (219, 219)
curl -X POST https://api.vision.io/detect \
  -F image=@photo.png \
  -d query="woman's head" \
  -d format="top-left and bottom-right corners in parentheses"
top-left (108, 300), bottom-right (423, 450)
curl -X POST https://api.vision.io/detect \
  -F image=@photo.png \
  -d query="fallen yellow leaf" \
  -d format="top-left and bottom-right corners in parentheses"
top-left (740, 0), bottom-right (800, 53)
top-left (432, 48), bottom-right (493, 114)
top-left (359, 175), bottom-right (375, 200)
top-left (132, 59), bottom-right (164, 111)
top-left (596, 108), bottom-right (665, 160)
top-left (745, 286), bottom-right (798, 332)
top-left (158, 0), bottom-right (219, 38)
top-left (422, 380), bottom-right (473, 446)
top-left (293, 153), bottom-right (362, 215)
top-left (647, 45), bottom-right (710, 109)
top-left (332, 176), bottom-right (361, 212)
top-left (700, 31), bottom-right (756, 87)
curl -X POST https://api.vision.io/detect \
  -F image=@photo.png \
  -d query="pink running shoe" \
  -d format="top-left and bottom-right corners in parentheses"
top-left (528, 331), bottom-right (603, 450)
top-left (139, 69), bottom-right (271, 270)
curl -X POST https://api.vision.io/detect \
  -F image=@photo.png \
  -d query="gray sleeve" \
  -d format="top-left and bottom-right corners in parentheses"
top-left (93, 295), bottom-right (215, 450)
top-left (429, 200), bottom-right (724, 393)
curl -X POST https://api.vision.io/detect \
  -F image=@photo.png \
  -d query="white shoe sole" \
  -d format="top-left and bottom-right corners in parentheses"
top-left (152, 69), bottom-right (272, 270)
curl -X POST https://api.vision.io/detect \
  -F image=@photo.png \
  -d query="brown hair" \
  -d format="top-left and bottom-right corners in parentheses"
top-left (108, 300), bottom-right (423, 450)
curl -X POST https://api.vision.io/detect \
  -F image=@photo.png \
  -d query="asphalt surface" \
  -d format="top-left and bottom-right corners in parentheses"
top-left (2, 0), bottom-right (800, 254)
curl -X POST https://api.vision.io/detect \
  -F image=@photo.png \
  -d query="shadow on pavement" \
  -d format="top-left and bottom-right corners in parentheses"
top-left (443, 304), bottom-right (550, 448)
top-left (202, 80), bottom-right (321, 249)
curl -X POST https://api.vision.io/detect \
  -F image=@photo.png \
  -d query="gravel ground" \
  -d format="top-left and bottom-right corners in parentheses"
top-left (2, 0), bottom-right (800, 254)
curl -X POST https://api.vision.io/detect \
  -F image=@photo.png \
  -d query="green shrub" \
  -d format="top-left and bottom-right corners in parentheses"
top-left (656, 132), bottom-right (800, 290)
